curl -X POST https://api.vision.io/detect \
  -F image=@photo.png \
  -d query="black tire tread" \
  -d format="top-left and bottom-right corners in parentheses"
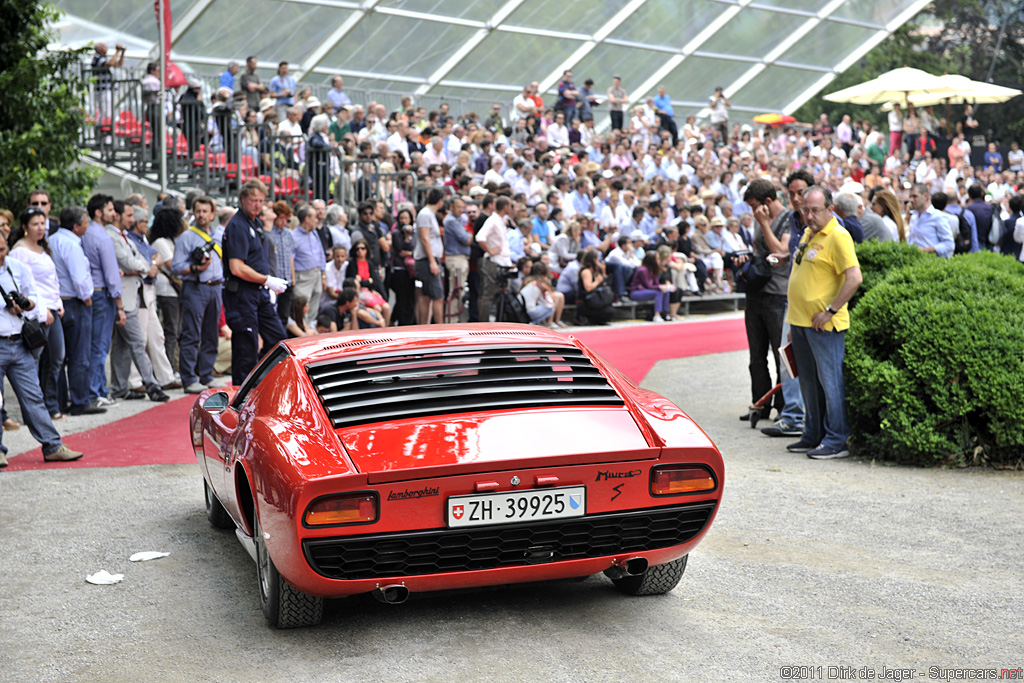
top-left (274, 580), bottom-right (324, 629)
top-left (205, 480), bottom-right (235, 529)
top-left (612, 555), bottom-right (687, 596)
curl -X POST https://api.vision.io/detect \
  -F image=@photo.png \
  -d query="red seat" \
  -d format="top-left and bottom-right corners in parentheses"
top-left (237, 157), bottom-right (257, 181)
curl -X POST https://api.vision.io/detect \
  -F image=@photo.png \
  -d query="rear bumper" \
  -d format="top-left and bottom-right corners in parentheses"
top-left (290, 500), bottom-right (716, 597)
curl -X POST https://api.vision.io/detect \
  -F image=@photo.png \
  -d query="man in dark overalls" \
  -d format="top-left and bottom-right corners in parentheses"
top-left (221, 180), bottom-right (288, 385)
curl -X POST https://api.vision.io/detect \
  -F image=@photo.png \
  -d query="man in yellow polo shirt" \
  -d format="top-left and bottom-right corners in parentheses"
top-left (785, 186), bottom-right (862, 459)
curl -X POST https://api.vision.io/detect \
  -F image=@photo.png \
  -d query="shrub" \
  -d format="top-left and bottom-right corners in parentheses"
top-left (845, 255), bottom-right (1024, 467)
top-left (848, 240), bottom-right (927, 310)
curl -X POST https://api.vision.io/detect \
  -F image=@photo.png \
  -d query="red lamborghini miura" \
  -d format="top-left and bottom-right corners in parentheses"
top-left (191, 324), bottom-right (724, 628)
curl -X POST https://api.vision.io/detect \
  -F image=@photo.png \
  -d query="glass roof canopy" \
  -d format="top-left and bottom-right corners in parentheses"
top-left (51, 0), bottom-right (930, 120)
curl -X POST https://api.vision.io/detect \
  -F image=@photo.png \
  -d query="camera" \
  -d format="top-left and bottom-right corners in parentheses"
top-left (190, 240), bottom-right (217, 265)
top-left (0, 289), bottom-right (31, 311)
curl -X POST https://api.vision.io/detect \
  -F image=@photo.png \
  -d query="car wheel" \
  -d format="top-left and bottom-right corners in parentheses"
top-left (611, 555), bottom-right (688, 596)
top-left (255, 512), bottom-right (323, 628)
top-left (204, 479), bottom-right (234, 530)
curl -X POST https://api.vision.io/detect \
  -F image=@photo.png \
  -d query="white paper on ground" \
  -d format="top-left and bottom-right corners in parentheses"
top-left (129, 551), bottom-right (170, 562)
top-left (86, 570), bottom-right (124, 585)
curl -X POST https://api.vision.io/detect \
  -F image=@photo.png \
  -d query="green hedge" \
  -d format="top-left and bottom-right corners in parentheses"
top-left (845, 252), bottom-right (1024, 467)
top-left (848, 240), bottom-right (928, 310)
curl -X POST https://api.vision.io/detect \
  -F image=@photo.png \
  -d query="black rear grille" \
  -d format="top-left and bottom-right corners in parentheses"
top-left (303, 502), bottom-right (715, 581)
top-left (306, 345), bottom-right (623, 428)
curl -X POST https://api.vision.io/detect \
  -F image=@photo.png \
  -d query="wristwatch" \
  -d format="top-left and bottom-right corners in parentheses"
top-left (825, 305), bottom-right (837, 315)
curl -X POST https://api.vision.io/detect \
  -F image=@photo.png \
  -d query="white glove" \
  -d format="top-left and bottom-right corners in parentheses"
top-left (264, 275), bottom-right (288, 294)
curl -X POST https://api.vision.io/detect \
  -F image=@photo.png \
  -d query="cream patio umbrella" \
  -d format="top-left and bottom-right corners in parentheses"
top-left (823, 67), bottom-right (958, 106)
top-left (903, 74), bottom-right (1021, 107)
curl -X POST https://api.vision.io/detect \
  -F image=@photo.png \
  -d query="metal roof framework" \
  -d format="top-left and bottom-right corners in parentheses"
top-left (51, 0), bottom-right (931, 122)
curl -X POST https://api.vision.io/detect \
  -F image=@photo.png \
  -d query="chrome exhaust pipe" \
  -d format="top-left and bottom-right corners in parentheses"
top-left (603, 556), bottom-right (649, 579)
top-left (371, 584), bottom-right (409, 605)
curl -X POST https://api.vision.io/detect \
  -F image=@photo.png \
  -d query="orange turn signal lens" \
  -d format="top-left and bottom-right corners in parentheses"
top-left (651, 466), bottom-right (716, 496)
top-left (304, 493), bottom-right (378, 526)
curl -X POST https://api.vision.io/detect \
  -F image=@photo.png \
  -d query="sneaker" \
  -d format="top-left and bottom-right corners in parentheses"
top-left (206, 377), bottom-right (231, 388)
top-left (147, 387), bottom-right (171, 403)
top-left (184, 382), bottom-right (207, 394)
top-left (786, 441), bottom-right (816, 453)
top-left (3, 418), bottom-right (20, 431)
top-left (44, 445), bottom-right (84, 462)
top-left (652, 313), bottom-right (665, 322)
top-left (0, 452), bottom-right (8, 468)
top-left (94, 396), bottom-right (118, 407)
top-left (761, 421), bottom-right (804, 438)
top-left (807, 445), bottom-right (851, 459)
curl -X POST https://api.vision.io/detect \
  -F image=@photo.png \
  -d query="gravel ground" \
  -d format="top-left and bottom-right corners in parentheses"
top-left (1, 345), bottom-right (1021, 683)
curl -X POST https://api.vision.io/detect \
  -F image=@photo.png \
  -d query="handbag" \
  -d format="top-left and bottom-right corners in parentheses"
top-left (583, 285), bottom-right (614, 309)
top-left (736, 254), bottom-right (773, 293)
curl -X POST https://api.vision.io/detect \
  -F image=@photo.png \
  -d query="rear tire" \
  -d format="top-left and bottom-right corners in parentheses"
top-left (255, 512), bottom-right (323, 628)
top-left (612, 555), bottom-right (688, 596)
top-left (204, 479), bottom-right (234, 530)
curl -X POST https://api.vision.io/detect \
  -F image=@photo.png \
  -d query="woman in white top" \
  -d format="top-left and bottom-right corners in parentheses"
top-left (548, 220), bottom-right (582, 275)
top-left (519, 261), bottom-right (564, 327)
top-left (10, 207), bottom-right (64, 419)
top-left (149, 208), bottom-right (186, 373)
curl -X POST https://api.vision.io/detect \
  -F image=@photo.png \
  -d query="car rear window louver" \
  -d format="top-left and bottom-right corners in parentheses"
top-left (306, 345), bottom-right (624, 428)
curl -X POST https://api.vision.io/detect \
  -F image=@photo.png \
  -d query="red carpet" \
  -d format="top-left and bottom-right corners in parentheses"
top-left (572, 317), bottom-right (748, 384)
top-left (3, 318), bottom-right (747, 471)
top-left (5, 396), bottom-right (197, 472)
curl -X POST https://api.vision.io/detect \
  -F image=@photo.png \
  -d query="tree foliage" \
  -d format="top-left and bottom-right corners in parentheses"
top-left (794, 0), bottom-right (1024, 144)
top-left (0, 1), bottom-right (99, 214)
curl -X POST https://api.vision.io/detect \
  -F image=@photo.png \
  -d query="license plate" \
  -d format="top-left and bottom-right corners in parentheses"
top-left (447, 486), bottom-right (586, 528)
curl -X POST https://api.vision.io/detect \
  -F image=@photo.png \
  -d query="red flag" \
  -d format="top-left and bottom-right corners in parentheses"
top-left (154, 0), bottom-right (187, 88)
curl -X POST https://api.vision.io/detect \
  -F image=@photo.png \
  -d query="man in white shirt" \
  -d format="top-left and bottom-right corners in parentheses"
top-left (387, 118), bottom-right (411, 163)
top-left (512, 85), bottom-right (535, 121)
top-left (616, 190), bottom-right (637, 231)
top-left (475, 196), bottom-right (513, 321)
top-left (276, 107), bottom-right (303, 139)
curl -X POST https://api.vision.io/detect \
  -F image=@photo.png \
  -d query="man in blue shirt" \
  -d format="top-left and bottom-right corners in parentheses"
top-left (530, 203), bottom-right (552, 246)
top-left (51, 206), bottom-right (104, 417)
top-left (907, 185), bottom-right (955, 258)
top-left (292, 204), bottom-right (326, 327)
top-left (173, 196), bottom-right (224, 394)
top-left (222, 180), bottom-right (288, 385)
top-left (0, 231), bottom-right (82, 465)
top-left (326, 76), bottom-right (351, 110)
top-left (219, 61), bottom-right (238, 90)
top-left (941, 193), bottom-right (979, 253)
top-left (983, 142), bottom-right (1003, 172)
top-left (268, 61), bottom-right (296, 120)
top-left (83, 194), bottom-right (126, 407)
top-left (652, 86), bottom-right (678, 146)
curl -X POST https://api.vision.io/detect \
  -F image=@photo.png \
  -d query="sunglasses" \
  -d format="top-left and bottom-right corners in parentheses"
top-left (794, 240), bottom-right (809, 265)
top-left (355, 246), bottom-right (367, 251)
top-left (30, 200), bottom-right (50, 206)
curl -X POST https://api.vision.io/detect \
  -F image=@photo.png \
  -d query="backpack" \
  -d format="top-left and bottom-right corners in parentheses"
top-left (951, 210), bottom-right (972, 255)
top-left (494, 288), bottom-right (530, 324)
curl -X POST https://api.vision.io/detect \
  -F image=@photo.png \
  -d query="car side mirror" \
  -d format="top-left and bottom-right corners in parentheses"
top-left (202, 391), bottom-right (230, 415)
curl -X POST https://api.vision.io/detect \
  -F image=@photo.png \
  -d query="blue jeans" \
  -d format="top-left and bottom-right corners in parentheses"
top-left (178, 281), bottom-right (223, 387)
top-left (62, 298), bottom-right (93, 413)
top-left (89, 290), bottom-right (115, 399)
top-left (629, 288), bottom-right (668, 313)
top-left (528, 304), bottom-right (554, 324)
top-left (779, 317), bottom-right (804, 427)
top-left (0, 338), bottom-right (63, 455)
top-left (34, 313), bottom-right (66, 416)
top-left (606, 262), bottom-right (634, 298)
top-left (790, 325), bottom-right (848, 450)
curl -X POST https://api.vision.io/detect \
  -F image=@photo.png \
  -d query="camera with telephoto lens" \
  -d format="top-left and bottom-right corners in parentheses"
top-left (190, 240), bottom-right (217, 265)
top-left (1, 289), bottom-right (32, 311)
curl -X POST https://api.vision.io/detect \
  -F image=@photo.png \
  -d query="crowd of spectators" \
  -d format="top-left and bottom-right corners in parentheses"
top-left (5, 55), bottom-right (1019, 467)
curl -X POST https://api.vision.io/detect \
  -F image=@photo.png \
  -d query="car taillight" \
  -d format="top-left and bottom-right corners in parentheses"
top-left (651, 466), bottom-right (716, 496)
top-left (304, 493), bottom-right (378, 526)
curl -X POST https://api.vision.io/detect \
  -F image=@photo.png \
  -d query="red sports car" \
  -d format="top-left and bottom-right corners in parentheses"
top-left (192, 324), bottom-right (724, 628)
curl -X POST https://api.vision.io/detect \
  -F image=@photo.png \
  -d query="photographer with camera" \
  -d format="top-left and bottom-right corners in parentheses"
top-left (0, 232), bottom-right (82, 467)
top-left (172, 196), bottom-right (224, 395)
top-left (475, 196), bottom-right (514, 322)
